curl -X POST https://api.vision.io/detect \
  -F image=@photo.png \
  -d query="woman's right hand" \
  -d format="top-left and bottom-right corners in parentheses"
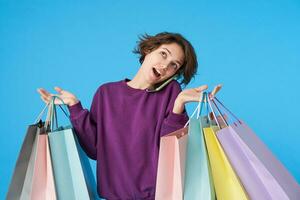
top-left (37, 87), bottom-right (79, 106)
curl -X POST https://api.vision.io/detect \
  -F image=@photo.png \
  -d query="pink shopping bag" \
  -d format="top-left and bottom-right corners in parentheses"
top-left (155, 127), bottom-right (188, 200)
top-left (31, 131), bottom-right (57, 200)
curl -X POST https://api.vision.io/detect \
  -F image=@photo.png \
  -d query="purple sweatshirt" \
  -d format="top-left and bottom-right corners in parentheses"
top-left (68, 78), bottom-right (189, 200)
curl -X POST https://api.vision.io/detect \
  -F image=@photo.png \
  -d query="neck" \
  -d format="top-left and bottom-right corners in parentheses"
top-left (127, 68), bottom-right (152, 90)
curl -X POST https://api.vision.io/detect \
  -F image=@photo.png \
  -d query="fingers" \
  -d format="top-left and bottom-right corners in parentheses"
top-left (210, 84), bottom-right (222, 98)
top-left (37, 87), bottom-right (68, 105)
top-left (195, 85), bottom-right (208, 92)
top-left (37, 88), bottom-right (50, 98)
top-left (40, 95), bottom-right (49, 104)
top-left (37, 88), bottom-right (53, 103)
top-left (37, 88), bottom-right (50, 96)
top-left (54, 86), bottom-right (63, 94)
top-left (212, 84), bottom-right (222, 95)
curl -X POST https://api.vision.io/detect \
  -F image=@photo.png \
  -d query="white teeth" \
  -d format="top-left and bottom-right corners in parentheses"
top-left (155, 68), bottom-right (161, 75)
top-left (153, 68), bottom-right (161, 77)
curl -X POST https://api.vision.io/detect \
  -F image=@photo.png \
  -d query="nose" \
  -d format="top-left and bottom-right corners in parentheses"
top-left (161, 65), bottom-right (168, 70)
top-left (159, 65), bottom-right (168, 75)
top-left (161, 59), bottom-right (173, 70)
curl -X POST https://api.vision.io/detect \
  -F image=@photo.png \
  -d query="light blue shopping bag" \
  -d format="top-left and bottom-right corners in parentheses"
top-left (184, 92), bottom-right (216, 200)
top-left (47, 96), bottom-right (99, 200)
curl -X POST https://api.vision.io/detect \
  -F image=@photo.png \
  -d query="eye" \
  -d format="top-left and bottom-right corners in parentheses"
top-left (160, 51), bottom-right (167, 58)
top-left (171, 62), bottom-right (178, 70)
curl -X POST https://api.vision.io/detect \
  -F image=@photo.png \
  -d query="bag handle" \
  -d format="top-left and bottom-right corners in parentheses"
top-left (34, 102), bottom-right (50, 124)
top-left (35, 100), bottom-right (55, 131)
top-left (184, 92), bottom-right (205, 128)
top-left (205, 92), bottom-right (229, 129)
top-left (44, 95), bottom-right (72, 131)
top-left (34, 95), bottom-right (71, 131)
top-left (212, 96), bottom-right (242, 124)
top-left (208, 93), bottom-right (229, 128)
top-left (44, 100), bottom-right (53, 130)
top-left (50, 98), bottom-right (58, 131)
top-left (201, 92), bottom-right (216, 127)
top-left (51, 95), bottom-right (70, 117)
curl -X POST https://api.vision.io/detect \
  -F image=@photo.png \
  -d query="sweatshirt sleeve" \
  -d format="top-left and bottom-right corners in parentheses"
top-left (68, 87), bottom-right (101, 160)
top-left (160, 82), bottom-right (189, 137)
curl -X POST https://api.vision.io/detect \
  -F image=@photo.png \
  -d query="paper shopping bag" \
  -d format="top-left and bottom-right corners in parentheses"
top-left (212, 97), bottom-right (300, 200)
top-left (48, 96), bottom-right (99, 199)
top-left (31, 130), bottom-right (56, 200)
top-left (155, 127), bottom-right (188, 200)
top-left (184, 117), bottom-right (215, 200)
top-left (6, 124), bottom-right (39, 200)
top-left (203, 125), bottom-right (248, 200)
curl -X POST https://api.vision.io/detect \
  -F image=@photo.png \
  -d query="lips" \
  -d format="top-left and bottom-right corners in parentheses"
top-left (152, 67), bottom-right (161, 78)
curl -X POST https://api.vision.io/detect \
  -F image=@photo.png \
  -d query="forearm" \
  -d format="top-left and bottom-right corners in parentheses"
top-left (68, 102), bottom-right (98, 159)
top-left (172, 95), bottom-right (185, 114)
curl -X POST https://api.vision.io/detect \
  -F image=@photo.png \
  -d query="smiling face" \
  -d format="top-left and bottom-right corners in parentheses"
top-left (140, 43), bottom-right (185, 86)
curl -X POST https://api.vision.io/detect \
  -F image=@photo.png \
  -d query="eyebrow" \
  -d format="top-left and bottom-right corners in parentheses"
top-left (162, 48), bottom-right (182, 66)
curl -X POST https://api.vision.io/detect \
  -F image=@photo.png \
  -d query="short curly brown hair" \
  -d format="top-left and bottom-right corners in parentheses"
top-left (133, 32), bottom-right (198, 86)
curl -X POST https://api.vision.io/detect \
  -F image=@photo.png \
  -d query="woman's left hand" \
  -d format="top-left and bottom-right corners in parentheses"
top-left (173, 84), bottom-right (222, 114)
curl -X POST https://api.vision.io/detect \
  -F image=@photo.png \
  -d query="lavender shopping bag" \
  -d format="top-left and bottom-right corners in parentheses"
top-left (212, 97), bottom-right (300, 200)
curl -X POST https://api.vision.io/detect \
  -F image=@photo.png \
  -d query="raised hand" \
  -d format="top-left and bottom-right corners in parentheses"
top-left (173, 84), bottom-right (223, 114)
top-left (37, 87), bottom-right (79, 106)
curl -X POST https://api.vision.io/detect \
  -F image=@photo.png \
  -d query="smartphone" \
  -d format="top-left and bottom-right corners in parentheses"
top-left (146, 74), bottom-right (179, 93)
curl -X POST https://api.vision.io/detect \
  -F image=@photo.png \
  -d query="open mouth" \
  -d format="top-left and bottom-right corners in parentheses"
top-left (152, 67), bottom-right (161, 78)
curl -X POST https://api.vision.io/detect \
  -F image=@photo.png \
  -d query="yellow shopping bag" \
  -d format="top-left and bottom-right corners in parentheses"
top-left (203, 126), bottom-right (248, 200)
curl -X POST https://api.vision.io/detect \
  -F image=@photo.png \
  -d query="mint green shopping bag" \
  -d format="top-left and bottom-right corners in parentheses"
top-left (184, 92), bottom-right (216, 200)
top-left (47, 96), bottom-right (99, 200)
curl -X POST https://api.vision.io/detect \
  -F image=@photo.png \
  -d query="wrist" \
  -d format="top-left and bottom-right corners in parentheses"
top-left (69, 99), bottom-right (79, 106)
top-left (173, 95), bottom-right (185, 114)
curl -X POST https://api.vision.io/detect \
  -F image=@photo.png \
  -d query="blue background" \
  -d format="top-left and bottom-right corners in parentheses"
top-left (1, 0), bottom-right (299, 198)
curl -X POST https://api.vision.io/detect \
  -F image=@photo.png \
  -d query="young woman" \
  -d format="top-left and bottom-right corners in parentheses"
top-left (38, 32), bottom-right (221, 200)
